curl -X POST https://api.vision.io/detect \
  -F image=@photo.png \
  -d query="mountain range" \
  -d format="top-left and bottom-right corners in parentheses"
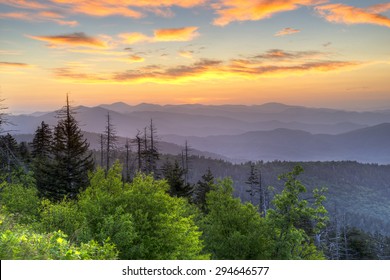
top-left (6, 102), bottom-right (390, 163)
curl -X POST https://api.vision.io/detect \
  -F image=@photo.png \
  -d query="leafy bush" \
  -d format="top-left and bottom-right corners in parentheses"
top-left (0, 181), bottom-right (40, 223)
top-left (39, 199), bottom-right (87, 242)
top-left (0, 211), bottom-right (117, 260)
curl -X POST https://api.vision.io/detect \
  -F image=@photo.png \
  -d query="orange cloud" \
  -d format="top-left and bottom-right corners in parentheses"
top-left (53, 19), bottom-right (78, 27)
top-left (367, 3), bottom-right (390, 14)
top-left (0, 0), bottom-right (48, 10)
top-left (52, 67), bottom-right (107, 83)
top-left (275, 27), bottom-right (300, 36)
top-left (0, 12), bottom-right (31, 20)
top-left (59, 1), bottom-right (142, 18)
top-left (213, 0), bottom-right (327, 26)
top-left (253, 49), bottom-right (325, 61)
top-left (179, 50), bottom-right (195, 59)
top-left (49, 0), bottom-right (206, 18)
top-left (52, 50), bottom-right (360, 84)
top-left (37, 11), bottom-right (79, 26)
top-left (154, 27), bottom-right (199, 42)
top-left (0, 10), bottom-right (78, 26)
top-left (27, 32), bottom-right (109, 48)
top-left (119, 32), bottom-right (151, 44)
top-left (127, 55), bottom-right (145, 63)
top-left (68, 49), bottom-right (128, 56)
top-left (38, 11), bottom-right (63, 19)
top-left (0, 62), bottom-right (31, 68)
top-left (315, 3), bottom-right (390, 28)
top-left (119, 27), bottom-right (199, 45)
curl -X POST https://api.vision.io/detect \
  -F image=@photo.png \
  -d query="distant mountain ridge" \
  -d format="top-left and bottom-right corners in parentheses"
top-left (162, 123), bottom-right (390, 163)
top-left (6, 102), bottom-right (390, 163)
top-left (7, 102), bottom-right (390, 135)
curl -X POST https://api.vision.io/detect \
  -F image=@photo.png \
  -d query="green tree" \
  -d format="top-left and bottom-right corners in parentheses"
top-left (0, 134), bottom-right (21, 181)
top-left (245, 162), bottom-right (259, 205)
top-left (31, 121), bottom-right (53, 197)
top-left (78, 162), bottom-right (207, 259)
top-left (162, 160), bottom-right (193, 198)
top-left (201, 178), bottom-right (270, 259)
top-left (122, 172), bottom-right (206, 259)
top-left (47, 95), bottom-right (94, 201)
top-left (266, 165), bottom-right (328, 259)
top-left (31, 121), bottom-right (52, 159)
top-left (77, 163), bottom-right (136, 256)
top-left (193, 167), bottom-right (215, 212)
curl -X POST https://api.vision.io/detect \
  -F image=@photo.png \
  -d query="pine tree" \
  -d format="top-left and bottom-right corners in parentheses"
top-left (48, 95), bottom-right (94, 201)
top-left (31, 121), bottom-right (53, 197)
top-left (0, 133), bottom-right (20, 181)
top-left (162, 160), bottom-right (193, 198)
top-left (182, 140), bottom-right (191, 184)
top-left (193, 167), bottom-right (215, 212)
top-left (32, 121), bottom-right (52, 158)
top-left (245, 162), bottom-right (259, 205)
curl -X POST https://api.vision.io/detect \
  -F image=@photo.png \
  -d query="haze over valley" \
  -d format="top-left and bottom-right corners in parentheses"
top-left (7, 102), bottom-right (390, 163)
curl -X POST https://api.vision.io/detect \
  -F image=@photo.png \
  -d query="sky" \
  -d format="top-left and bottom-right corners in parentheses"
top-left (1, 0), bottom-right (390, 113)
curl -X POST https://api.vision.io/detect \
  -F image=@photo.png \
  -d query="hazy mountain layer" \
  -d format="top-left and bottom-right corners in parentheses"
top-left (162, 124), bottom-right (390, 163)
top-left (7, 102), bottom-right (390, 163)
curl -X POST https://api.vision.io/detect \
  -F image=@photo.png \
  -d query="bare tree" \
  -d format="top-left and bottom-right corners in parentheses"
top-left (132, 130), bottom-right (143, 172)
top-left (148, 119), bottom-right (159, 177)
top-left (125, 138), bottom-right (131, 182)
top-left (0, 96), bottom-right (9, 134)
top-left (100, 134), bottom-right (104, 167)
top-left (182, 140), bottom-right (191, 184)
top-left (104, 112), bottom-right (117, 171)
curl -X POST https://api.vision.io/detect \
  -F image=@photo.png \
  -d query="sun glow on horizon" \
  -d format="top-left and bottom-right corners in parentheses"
top-left (1, 0), bottom-right (389, 112)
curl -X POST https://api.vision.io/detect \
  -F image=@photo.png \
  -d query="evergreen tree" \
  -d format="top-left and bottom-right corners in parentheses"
top-left (0, 134), bottom-right (20, 181)
top-left (182, 140), bottom-right (191, 184)
top-left (31, 121), bottom-right (52, 159)
top-left (193, 167), bottom-right (214, 211)
top-left (31, 121), bottom-right (53, 197)
top-left (162, 160), bottom-right (193, 198)
top-left (245, 162), bottom-right (259, 205)
top-left (48, 95), bottom-right (94, 201)
top-left (18, 142), bottom-right (31, 165)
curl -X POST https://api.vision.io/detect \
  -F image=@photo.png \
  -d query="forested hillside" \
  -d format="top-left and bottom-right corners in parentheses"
top-left (180, 157), bottom-right (390, 234)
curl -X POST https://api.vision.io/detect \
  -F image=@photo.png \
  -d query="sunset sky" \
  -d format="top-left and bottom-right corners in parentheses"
top-left (1, 0), bottom-right (390, 113)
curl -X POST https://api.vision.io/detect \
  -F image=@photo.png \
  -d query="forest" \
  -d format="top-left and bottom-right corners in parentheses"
top-left (1, 97), bottom-right (390, 260)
